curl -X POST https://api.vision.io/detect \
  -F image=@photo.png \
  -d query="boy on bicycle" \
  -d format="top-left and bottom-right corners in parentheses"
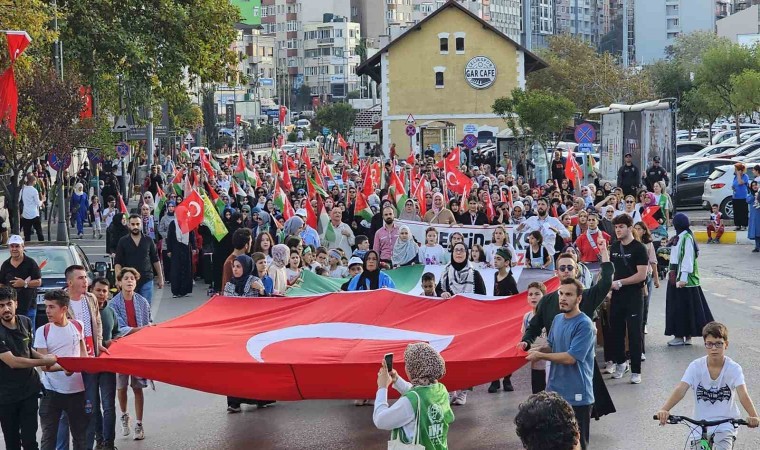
top-left (656, 322), bottom-right (759, 449)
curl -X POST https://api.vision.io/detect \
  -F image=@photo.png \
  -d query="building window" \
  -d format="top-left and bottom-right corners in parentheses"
top-left (437, 32), bottom-right (449, 54)
top-left (454, 32), bottom-right (466, 54)
top-left (434, 66), bottom-right (445, 88)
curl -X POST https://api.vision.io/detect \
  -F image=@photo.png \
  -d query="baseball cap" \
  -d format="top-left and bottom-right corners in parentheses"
top-left (653, 156), bottom-right (661, 162)
top-left (295, 208), bottom-right (307, 217)
top-left (624, 152), bottom-right (632, 157)
top-left (8, 235), bottom-right (23, 245)
top-left (348, 257), bottom-right (363, 268)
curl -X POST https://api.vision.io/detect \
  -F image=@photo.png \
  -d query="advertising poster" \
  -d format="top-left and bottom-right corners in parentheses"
top-left (642, 109), bottom-right (675, 188)
top-left (623, 112), bottom-right (643, 169)
top-left (600, 112), bottom-right (623, 181)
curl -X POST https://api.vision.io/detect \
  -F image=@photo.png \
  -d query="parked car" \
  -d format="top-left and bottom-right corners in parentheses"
top-left (711, 130), bottom-right (737, 145)
top-left (701, 156), bottom-right (760, 219)
top-left (676, 141), bottom-right (706, 156)
top-left (676, 143), bottom-right (737, 165)
top-left (713, 142), bottom-right (760, 159)
top-left (674, 158), bottom-right (736, 208)
top-left (0, 242), bottom-right (111, 329)
top-left (719, 129), bottom-right (760, 145)
top-left (189, 146), bottom-right (211, 162)
top-left (295, 119), bottom-right (311, 130)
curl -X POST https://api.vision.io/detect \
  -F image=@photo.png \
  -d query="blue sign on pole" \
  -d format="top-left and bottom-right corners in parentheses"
top-left (574, 123), bottom-right (596, 144)
top-left (578, 142), bottom-right (594, 153)
top-left (48, 152), bottom-right (71, 172)
top-left (115, 142), bottom-right (129, 157)
top-left (322, 127), bottom-right (330, 136)
top-left (462, 133), bottom-right (478, 149)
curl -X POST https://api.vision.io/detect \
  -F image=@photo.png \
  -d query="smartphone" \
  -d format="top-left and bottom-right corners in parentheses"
top-left (384, 353), bottom-right (393, 373)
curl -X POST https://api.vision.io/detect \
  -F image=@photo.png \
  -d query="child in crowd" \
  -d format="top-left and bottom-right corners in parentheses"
top-left (418, 227), bottom-right (447, 265)
top-left (252, 252), bottom-right (274, 296)
top-left (301, 245), bottom-right (320, 272)
top-left (525, 230), bottom-right (553, 270)
top-left (522, 281), bottom-right (548, 394)
top-left (469, 244), bottom-right (488, 270)
top-left (488, 247), bottom-right (520, 394)
top-left (327, 249), bottom-right (348, 278)
top-left (315, 267), bottom-right (330, 277)
top-left (421, 272), bottom-right (437, 298)
top-left (223, 255), bottom-right (264, 297)
top-left (656, 237), bottom-right (671, 281)
top-left (315, 247), bottom-right (329, 267)
top-left (89, 196), bottom-right (103, 239)
top-left (484, 225), bottom-right (515, 266)
top-left (707, 203), bottom-right (724, 244)
top-left (352, 235), bottom-right (370, 260)
top-left (286, 249), bottom-right (302, 285)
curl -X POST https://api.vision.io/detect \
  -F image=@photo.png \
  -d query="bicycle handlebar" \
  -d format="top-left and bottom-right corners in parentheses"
top-left (652, 415), bottom-right (749, 427)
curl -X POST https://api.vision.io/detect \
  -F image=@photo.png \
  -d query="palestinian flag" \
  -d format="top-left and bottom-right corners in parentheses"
top-left (273, 181), bottom-right (295, 220)
top-left (231, 177), bottom-right (246, 199)
top-left (207, 184), bottom-right (226, 215)
top-left (354, 192), bottom-right (374, 222)
top-left (307, 176), bottom-right (328, 199)
top-left (388, 169), bottom-right (408, 213)
top-left (315, 194), bottom-right (330, 236)
top-left (153, 186), bottom-right (166, 223)
top-left (170, 169), bottom-right (185, 196)
top-left (199, 149), bottom-right (215, 175)
top-left (234, 152), bottom-right (258, 187)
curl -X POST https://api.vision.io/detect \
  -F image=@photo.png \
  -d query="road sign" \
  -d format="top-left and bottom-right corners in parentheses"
top-left (463, 123), bottom-right (478, 135)
top-left (462, 133), bottom-right (478, 149)
top-left (405, 124), bottom-right (417, 137)
top-left (184, 133), bottom-right (195, 143)
top-left (574, 123), bottom-right (596, 144)
top-left (578, 142), bottom-right (594, 153)
top-left (88, 150), bottom-right (103, 164)
top-left (116, 142), bottom-right (130, 157)
top-left (112, 115), bottom-right (129, 133)
top-left (322, 127), bottom-right (330, 136)
top-left (406, 114), bottom-right (415, 125)
top-left (48, 151), bottom-right (71, 172)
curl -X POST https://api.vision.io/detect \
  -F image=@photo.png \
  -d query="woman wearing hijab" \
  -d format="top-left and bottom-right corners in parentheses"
top-left (223, 255), bottom-right (264, 297)
top-left (398, 199), bottom-right (421, 221)
top-left (166, 210), bottom-right (196, 298)
top-left (436, 242), bottom-right (486, 299)
top-left (212, 211), bottom-right (241, 293)
top-left (106, 212), bottom-right (129, 255)
top-left (346, 250), bottom-right (396, 291)
top-left (423, 193), bottom-right (456, 225)
top-left (664, 213), bottom-right (715, 347)
top-left (391, 225), bottom-right (419, 268)
top-left (70, 182), bottom-right (89, 239)
top-left (373, 342), bottom-right (454, 450)
top-left (141, 190), bottom-right (156, 213)
top-left (268, 244), bottom-right (290, 295)
top-left (281, 216), bottom-right (304, 244)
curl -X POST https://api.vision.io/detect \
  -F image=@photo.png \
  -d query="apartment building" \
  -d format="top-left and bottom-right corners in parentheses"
top-left (555, 0), bottom-right (601, 44)
top-left (303, 20), bottom-right (361, 100)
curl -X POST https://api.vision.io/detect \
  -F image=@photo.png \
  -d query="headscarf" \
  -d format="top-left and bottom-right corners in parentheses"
top-left (231, 255), bottom-right (254, 296)
top-left (673, 212), bottom-right (699, 257)
top-left (398, 199), bottom-right (420, 221)
top-left (440, 242), bottom-right (476, 295)
top-left (404, 342), bottom-right (446, 386)
top-left (355, 250), bottom-right (381, 290)
top-left (110, 212), bottom-right (128, 235)
top-left (74, 182), bottom-right (84, 195)
top-left (143, 191), bottom-right (155, 209)
top-left (283, 216), bottom-right (304, 238)
top-left (644, 192), bottom-right (656, 207)
top-left (271, 244), bottom-right (290, 269)
top-left (432, 193), bottom-right (444, 213)
top-left (257, 209), bottom-right (271, 233)
top-left (391, 225), bottom-right (418, 266)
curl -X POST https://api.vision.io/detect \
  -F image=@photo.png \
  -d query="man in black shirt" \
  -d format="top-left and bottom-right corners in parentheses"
top-left (616, 153), bottom-right (641, 196)
top-left (114, 214), bottom-right (164, 305)
top-left (0, 287), bottom-right (57, 450)
top-left (643, 156), bottom-right (669, 191)
top-left (0, 235), bottom-right (43, 327)
top-left (608, 214), bottom-right (649, 385)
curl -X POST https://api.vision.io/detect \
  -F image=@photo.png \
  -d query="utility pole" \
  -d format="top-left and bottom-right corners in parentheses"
top-left (52, 0), bottom-right (68, 242)
top-left (622, 0), bottom-right (629, 67)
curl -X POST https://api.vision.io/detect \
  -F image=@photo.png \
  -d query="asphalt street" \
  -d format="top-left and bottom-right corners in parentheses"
top-left (5, 219), bottom-right (760, 449)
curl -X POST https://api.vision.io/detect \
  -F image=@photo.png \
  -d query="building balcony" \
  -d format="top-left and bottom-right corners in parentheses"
top-left (317, 37), bottom-right (335, 45)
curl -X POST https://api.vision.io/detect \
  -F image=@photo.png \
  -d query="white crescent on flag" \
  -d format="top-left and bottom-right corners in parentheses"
top-left (246, 323), bottom-right (455, 362)
top-left (446, 171), bottom-right (459, 187)
top-left (188, 201), bottom-right (202, 217)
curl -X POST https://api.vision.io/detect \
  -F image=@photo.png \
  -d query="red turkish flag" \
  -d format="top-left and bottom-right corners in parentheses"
top-left (413, 178), bottom-right (427, 217)
top-left (117, 194), bottom-right (128, 214)
top-left (278, 105), bottom-right (287, 124)
top-left (362, 160), bottom-right (375, 197)
top-left (79, 86), bottom-right (93, 120)
top-left (58, 278), bottom-right (560, 400)
top-left (301, 147), bottom-right (312, 172)
top-left (176, 190), bottom-right (204, 233)
top-left (484, 191), bottom-right (496, 222)
top-left (564, 149), bottom-right (584, 185)
top-left (0, 31), bottom-right (32, 136)
top-left (436, 147), bottom-right (460, 169)
top-left (281, 153), bottom-right (294, 192)
top-left (443, 161), bottom-right (474, 196)
top-left (642, 206), bottom-right (661, 230)
top-left (337, 133), bottom-right (348, 150)
top-left (352, 144), bottom-right (359, 167)
top-left (304, 193), bottom-right (318, 229)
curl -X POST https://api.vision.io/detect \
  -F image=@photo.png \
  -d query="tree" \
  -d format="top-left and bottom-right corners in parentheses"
top-left (492, 88), bottom-right (576, 154)
top-left (527, 35), bottom-right (654, 115)
top-left (647, 60), bottom-right (692, 102)
top-left (0, 67), bottom-right (88, 233)
top-left (296, 84), bottom-right (313, 111)
top-left (694, 41), bottom-right (758, 143)
top-left (315, 103), bottom-right (357, 136)
top-left (665, 31), bottom-right (730, 73)
top-left (681, 87), bottom-right (725, 143)
top-left (730, 70), bottom-right (760, 121)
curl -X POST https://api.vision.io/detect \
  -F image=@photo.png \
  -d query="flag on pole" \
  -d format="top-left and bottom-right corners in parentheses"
top-left (234, 152), bottom-right (259, 187)
top-left (362, 160), bottom-right (375, 197)
top-left (352, 144), bottom-right (359, 167)
top-left (0, 31), bottom-right (32, 136)
top-left (388, 169), bottom-right (408, 213)
top-left (564, 149), bottom-right (584, 188)
top-left (169, 169), bottom-right (185, 196)
top-left (436, 147), bottom-right (460, 169)
top-left (281, 153), bottom-right (294, 192)
top-left (315, 194), bottom-right (330, 236)
top-left (304, 196), bottom-right (318, 230)
top-left (354, 192), bottom-right (374, 222)
top-left (176, 189), bottom-right (204, 234)
top-left (413, 179), bottom-right (427, 218)
top-left (200, 192), bottom-right (228, 241)
top-left (118, 194), bottom-right (128, 214)
top-left (198, 148), bottom-right (215, 175)
top-left (207, 184), bottom-right (226, 215)
top-left (301, 147), bottom-right (312, 172)
top-left (273, 181), bottom-right (295, 220)
top-left (307, 176), bottom-right (328, 199)
top-left (484, 191), bottom-right (496, 222)
top-left (153, 186), bottom-right (166, 224)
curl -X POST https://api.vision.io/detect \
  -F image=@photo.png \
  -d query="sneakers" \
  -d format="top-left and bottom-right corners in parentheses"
top-left (502, 376), bottom-right (514, 392)
top-left (120, 413), bottom-right (130, 437)
top-left (667, 337), bottom-right (685, 346)
top-left (603, 361), bottom-right (615, 374)
top-left (451, 391), bottom-right (467, 405)
top-left (227, 405), bottom-right (241, 413)
top-left (133, 423), bottom-right (144, 441)
top-left (684, 337), bottom-right (692, 345)
top-left (353, 399), bottom-right (369, 406)
top-left (487, 381), bottom-right (500, 393)
top-left (644, 325), bottom-right (649, 334)
top-left (630, 373), bottom-right (642, 384)
top-left (611, 363), bottom-right (629, 379)
top-left (641, 353), bottom-right (646, 361)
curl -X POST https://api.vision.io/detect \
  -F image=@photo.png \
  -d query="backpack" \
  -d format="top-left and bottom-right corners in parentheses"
top-left (43, 320), bottom-right (83, 341)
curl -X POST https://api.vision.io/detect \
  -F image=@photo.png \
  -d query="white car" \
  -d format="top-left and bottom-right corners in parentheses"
top-left (676, 143), bottom-right (737, 165)
top-left (189, 146), bottom-right (211, 162)
top-left (702, 156), bottom-right (760, 219)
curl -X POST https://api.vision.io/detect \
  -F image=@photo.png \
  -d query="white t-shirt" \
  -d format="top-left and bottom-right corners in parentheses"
top-left (418, 244), bottom-right (447, 265)
top-left (34, 321), bottom-right (85, 394)
top-left (20, 186), bottom-right (42, 220)
top-left (681, 356), bottom-right (745, 439)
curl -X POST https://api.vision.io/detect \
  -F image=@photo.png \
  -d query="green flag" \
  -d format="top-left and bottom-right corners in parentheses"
top-left (324, 221), bottom-right (336, 243)
top-left (200, 193), bottom-right (228, 241)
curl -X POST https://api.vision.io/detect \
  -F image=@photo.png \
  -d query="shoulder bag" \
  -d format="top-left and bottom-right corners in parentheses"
top-left (388, 390), bottom-right (424, 450)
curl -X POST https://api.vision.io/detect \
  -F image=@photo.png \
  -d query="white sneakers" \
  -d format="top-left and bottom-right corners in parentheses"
top-left (451, 391), bottom-right (467, 405)
top-left (134, 423), bottom-right (145, 441)
top-left (668, 337), bottom-right (685, 346)
top-left (603, 361), bottom-right (615, 374)
top-left (611, 363), bottom-right (629, 379)
top-left (120, 413), bottom-right (130, 437)
top-left (630, 373), bottom-right (642, 384)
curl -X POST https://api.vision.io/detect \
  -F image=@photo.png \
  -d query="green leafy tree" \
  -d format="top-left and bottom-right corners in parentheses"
top-left (681, 87), bottom-right (725, 143)
top-left (492, 88), bottom-right (576, 153)
top-left (665, 31), bottom-right (730, 73)
top-left (315, 103), bottom-right (357, 136)
top-left (730, 70), bottom-right (760, 120)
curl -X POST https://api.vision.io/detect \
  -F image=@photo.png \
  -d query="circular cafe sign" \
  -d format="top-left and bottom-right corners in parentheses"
top-left (464, 56), bottom-right (497, 89)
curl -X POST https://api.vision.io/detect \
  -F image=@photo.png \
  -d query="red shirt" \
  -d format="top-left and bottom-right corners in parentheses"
top-left (574, 229), bottom-right (611, 263)
top-left (124, 298), bottom-right (137, 328)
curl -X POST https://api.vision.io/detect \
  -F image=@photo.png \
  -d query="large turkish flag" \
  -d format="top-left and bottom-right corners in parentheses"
top-left (59, 281), bottom-right (558, 400)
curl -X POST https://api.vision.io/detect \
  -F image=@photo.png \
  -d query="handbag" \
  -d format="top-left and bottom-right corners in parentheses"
top-left (387, 391), bottom-right (425, 450)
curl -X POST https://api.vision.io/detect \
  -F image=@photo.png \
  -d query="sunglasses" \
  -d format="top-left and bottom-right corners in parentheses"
top-left (626, 200), bottom-right (634, 204)
top-left (557, 265), bottom-right (575, 273)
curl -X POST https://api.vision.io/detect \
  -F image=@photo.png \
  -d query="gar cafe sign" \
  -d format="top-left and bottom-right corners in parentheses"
top-left (464, 56), bottom-right (497, 89)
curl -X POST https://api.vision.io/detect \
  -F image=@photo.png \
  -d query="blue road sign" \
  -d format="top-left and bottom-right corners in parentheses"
top-left (322, 127), bottom-right (330, 136)
top-left (116, 141), bottom-right (129, 157)
top-left (578, 142), bottom-right (594, 153)
top-left (88, 150), bottom-right (103, 164)
top-left (574, 123), bottom-right (596, 144)
top-left (48, 152), bottom-right (71, 172)
top-left (462, 133), bottom-right (478, 149)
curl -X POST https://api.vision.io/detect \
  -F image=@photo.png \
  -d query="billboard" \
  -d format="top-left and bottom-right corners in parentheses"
top-left (230, 0), bottom-right (261, 26)
top-left (599, 112), bottom-right (623, 182)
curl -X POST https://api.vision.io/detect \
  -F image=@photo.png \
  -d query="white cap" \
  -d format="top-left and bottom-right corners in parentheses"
top-left (295, 208), bottom-right (307, 217)
top-left (7, 235), bottom-right (23, 245)
top-left (348, 257), bottom-right (363, 267)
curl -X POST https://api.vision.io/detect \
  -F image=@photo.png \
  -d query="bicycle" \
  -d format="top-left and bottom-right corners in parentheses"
top-left (653, 414), bottom-right (749, 450)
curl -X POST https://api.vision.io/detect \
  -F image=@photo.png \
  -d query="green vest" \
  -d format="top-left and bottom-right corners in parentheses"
top-left (676, 232), bottom-right (700, 287)
top-left (393, 383), bottom-right (455, 450)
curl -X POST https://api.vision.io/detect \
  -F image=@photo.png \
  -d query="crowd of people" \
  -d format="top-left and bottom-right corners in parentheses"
top-left (2, 143), bottom-right (760, 450)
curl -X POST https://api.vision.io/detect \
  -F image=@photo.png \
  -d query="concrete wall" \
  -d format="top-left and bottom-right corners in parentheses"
top-left (717, 4), bottom-right (760, 42)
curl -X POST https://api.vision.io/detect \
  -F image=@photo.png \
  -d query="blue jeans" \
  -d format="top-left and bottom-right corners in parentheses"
top-left (93, 373), bottom-right (116, 445)
top-left (25, 305), bottom-right (37, 330)
top-left (56, 372), bottom-right (96, 450)
top-left (137, 280), bottom-right (153, 306)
